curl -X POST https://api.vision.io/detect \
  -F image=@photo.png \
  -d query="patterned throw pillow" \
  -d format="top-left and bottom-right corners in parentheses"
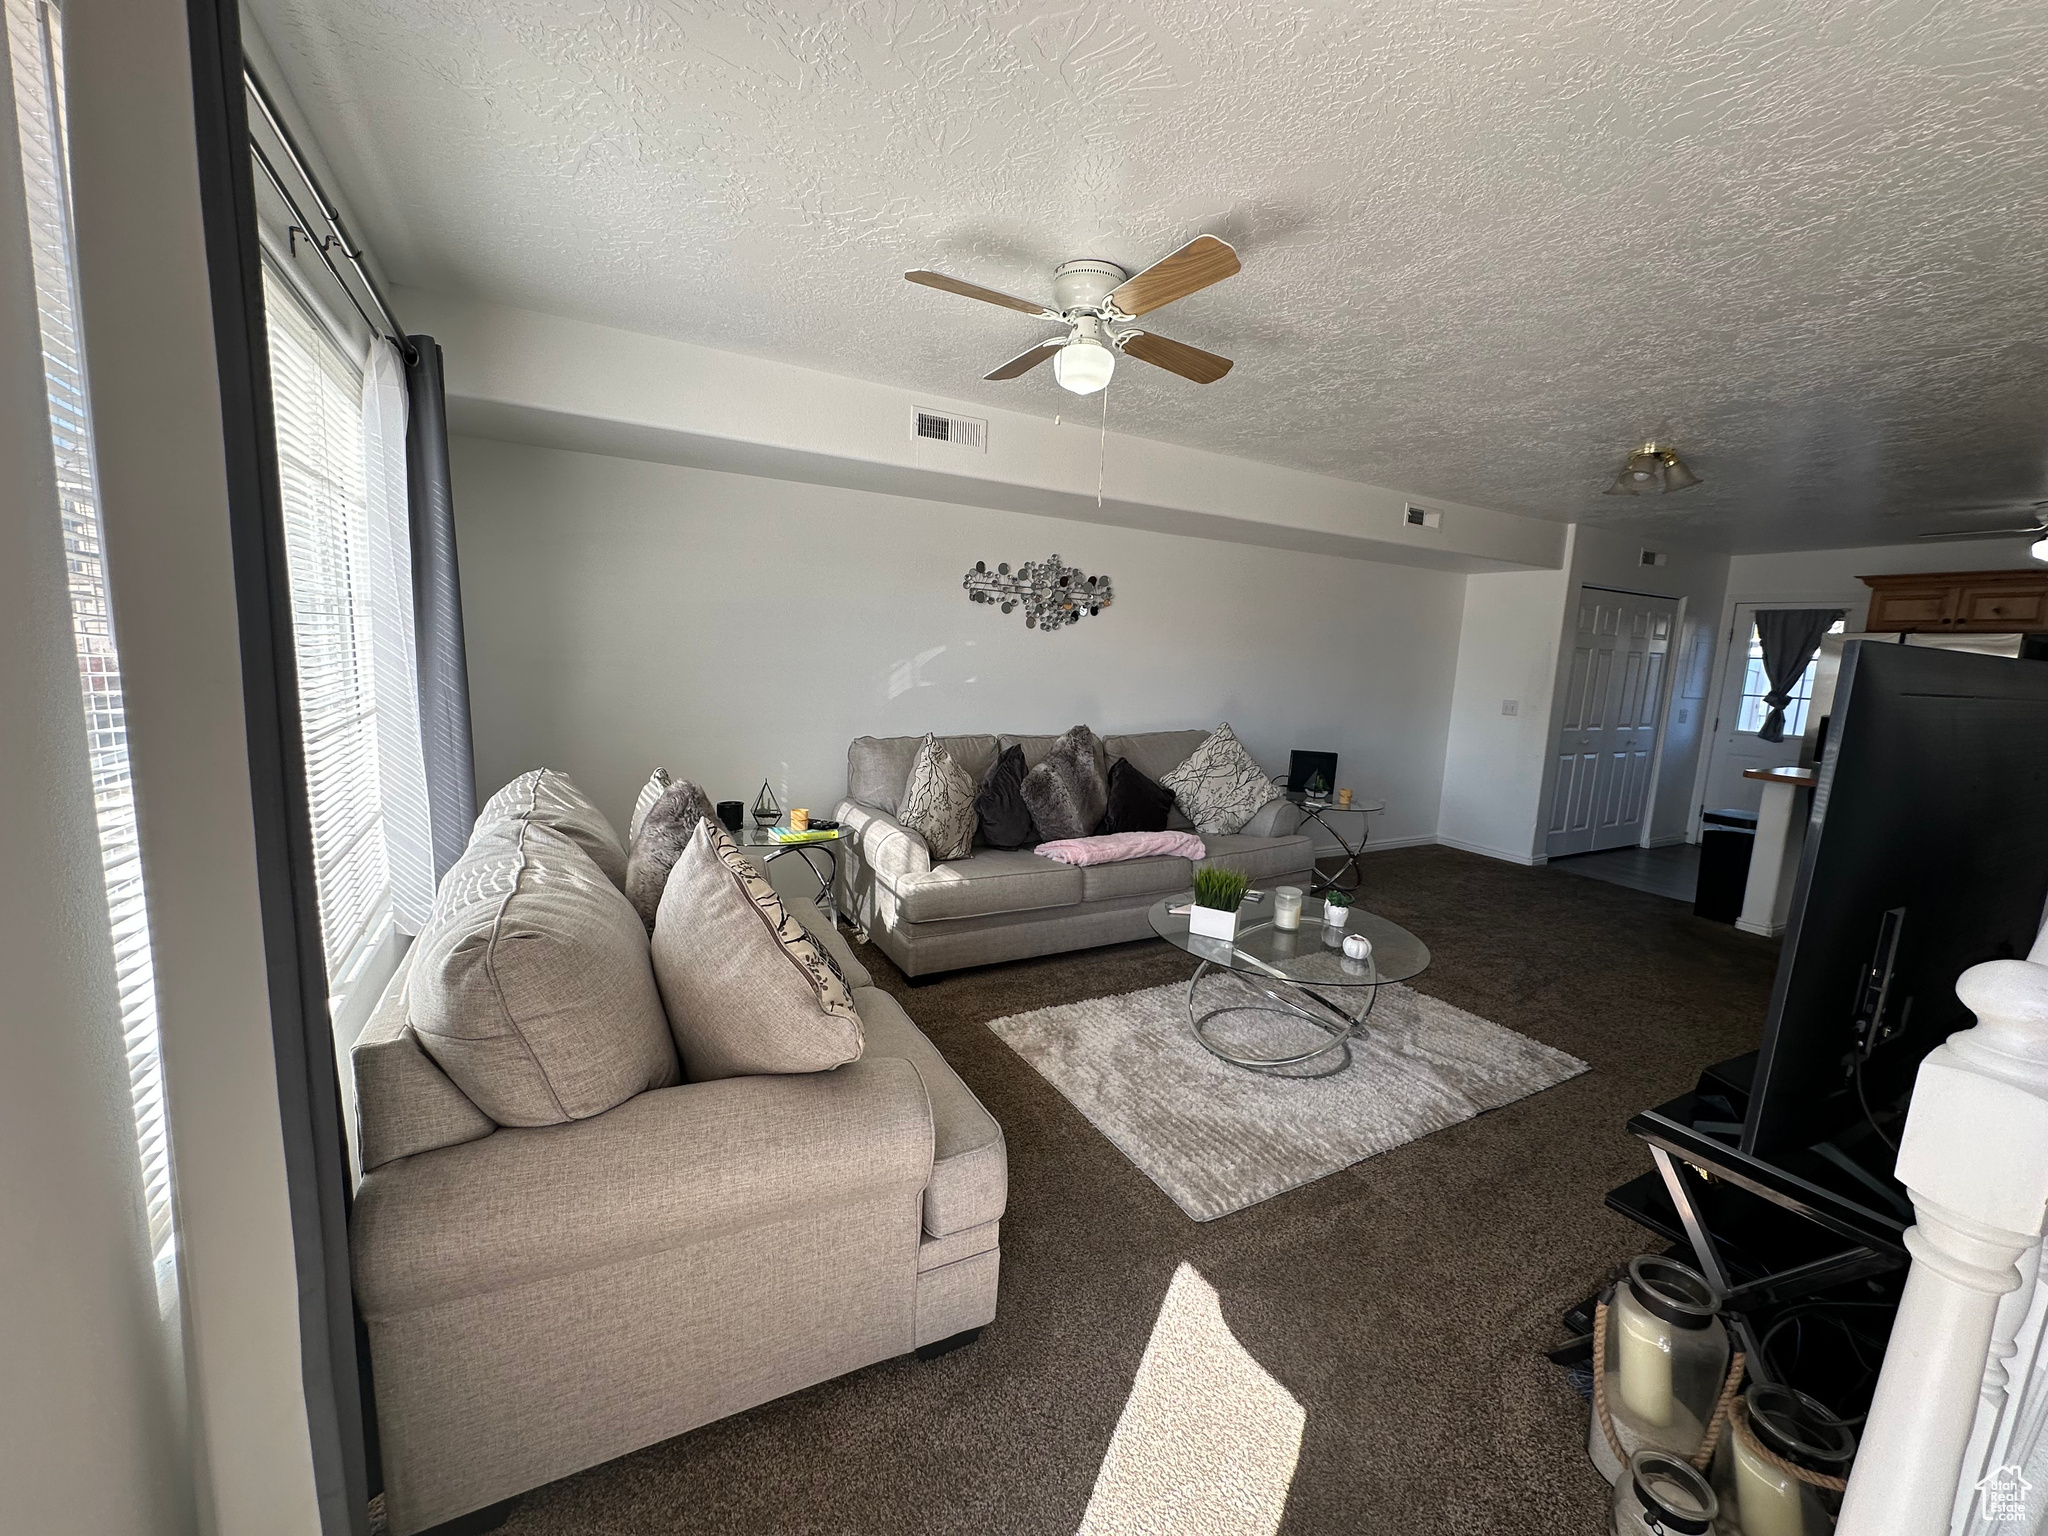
top-left (627, 766), bottom-right (674, 844)
top-left (899, 733), bottom-right (978, 861)
top-left (649, 824), bottom-right (862, 1081)
top-left (1160, 723), bottom-right (1283, 834)
top-left (624, 778), bottom-right (719, 930)
top-left (1021, 725), bottom-right (1110, 842)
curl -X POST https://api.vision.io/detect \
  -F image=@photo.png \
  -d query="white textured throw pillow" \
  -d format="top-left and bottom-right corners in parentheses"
top-left (898, 733), bottom-right (978, 861)
top-left (1160, 723), bottom-right (1284, 834)
top-left (650, 824), bottom-right (863, 1081)
top-left (476, 768), bottom-right (630, 891)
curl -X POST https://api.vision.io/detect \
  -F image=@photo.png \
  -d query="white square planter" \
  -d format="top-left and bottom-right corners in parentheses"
top-left (1188, 904), bottom-right (1239, 942)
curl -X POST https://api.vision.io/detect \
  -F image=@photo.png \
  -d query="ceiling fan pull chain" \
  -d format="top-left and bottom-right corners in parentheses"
top-left (1098, 382), bottom-right (1110, 508)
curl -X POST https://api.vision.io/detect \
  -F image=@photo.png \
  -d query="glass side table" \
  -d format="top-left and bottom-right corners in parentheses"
top-left (731, 824), bottom-right (847, 917)
top-left (1292, 797), bottom-right (1386, 895)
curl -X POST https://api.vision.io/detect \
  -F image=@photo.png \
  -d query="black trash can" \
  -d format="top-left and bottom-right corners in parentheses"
top-left (1693, 808), bottom-right (1758, 924)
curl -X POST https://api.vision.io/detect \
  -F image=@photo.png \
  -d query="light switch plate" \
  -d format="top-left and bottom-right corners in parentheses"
top-left (1501, 700), bottom-right (1519, 716)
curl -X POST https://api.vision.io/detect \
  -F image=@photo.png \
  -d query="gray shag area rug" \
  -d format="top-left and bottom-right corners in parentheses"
top-left (988, 974), bottom-right (1589, 1221)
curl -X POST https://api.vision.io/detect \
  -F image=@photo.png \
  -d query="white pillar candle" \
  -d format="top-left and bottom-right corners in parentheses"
top-left (1733, 1429), bottom-right (1807, 1536)
top-left (1273, 887), bottom-right (1303, 931)
top-left (1616, 1294), bottom-right (1675, 1428)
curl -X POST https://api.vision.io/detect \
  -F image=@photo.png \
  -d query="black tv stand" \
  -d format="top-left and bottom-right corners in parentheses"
top-left (1609, 1053), bottom-right (1910, 1387)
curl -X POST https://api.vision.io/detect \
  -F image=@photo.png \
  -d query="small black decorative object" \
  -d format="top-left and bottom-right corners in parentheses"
top-left (716, 800), bottom-right (744, 832)
top-left (963, 554), bottom-right (1113, 634)
top-left (751, 780), bottom-right (781, 827)
top-left (1287, 750), bottom-right (1338, 800)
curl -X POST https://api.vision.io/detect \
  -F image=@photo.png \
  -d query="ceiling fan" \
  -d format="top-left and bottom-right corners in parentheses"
top-left (1917, 499), bottom-right (2048, 561)
top-left (904, 235), bottom-right (1241, 397)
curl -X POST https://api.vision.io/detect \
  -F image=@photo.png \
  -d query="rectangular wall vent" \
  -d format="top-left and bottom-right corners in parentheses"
top-left (1640, 549), bottom-right (1668, 567)
top-left (1404, 503), bottom-right (1442, 529)
top-left (913, 409), bottom-right (986, 451)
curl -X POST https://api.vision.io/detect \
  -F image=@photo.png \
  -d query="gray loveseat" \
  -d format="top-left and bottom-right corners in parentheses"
top-left (835, 730), bottom-right (1314, 977)
top-left (350, 788), bottom-right (1005, 1534)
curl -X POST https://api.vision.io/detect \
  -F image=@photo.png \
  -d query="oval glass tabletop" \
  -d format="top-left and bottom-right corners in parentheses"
top-left (1148, 895), bottom-right (1430, 988)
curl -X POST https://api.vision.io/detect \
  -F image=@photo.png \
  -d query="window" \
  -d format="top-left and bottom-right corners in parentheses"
top-left (8, 0), bottom-right (175, 1310)
top-left (262, 261), bottom-right (394, 979)
top-left (1735, 618), bottom-right (1847, 737)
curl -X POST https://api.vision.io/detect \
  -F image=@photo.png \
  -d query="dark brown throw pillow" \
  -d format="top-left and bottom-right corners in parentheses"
top-left (1099, 755), bottom-right (1175, 834)
top-left (624, 779), bottom-right (718, 930)
top-left (1020, 725), bottom-right (1109, 842)
top-left (975, 743), bottom-right (1033, 848)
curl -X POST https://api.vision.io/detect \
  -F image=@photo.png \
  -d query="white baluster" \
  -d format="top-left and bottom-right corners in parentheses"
top-left (1839, 955), bottom-right (2048, 1534)
top-left (1955, 1239), bottom-right (2043, 1532)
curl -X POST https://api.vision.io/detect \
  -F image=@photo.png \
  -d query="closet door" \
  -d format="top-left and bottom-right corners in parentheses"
top-left (1547, 591), bottom-right (1674, 858)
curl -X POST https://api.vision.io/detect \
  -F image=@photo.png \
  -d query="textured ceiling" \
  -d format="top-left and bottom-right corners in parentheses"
top-left (251, 0), bottom-right (2048, 553)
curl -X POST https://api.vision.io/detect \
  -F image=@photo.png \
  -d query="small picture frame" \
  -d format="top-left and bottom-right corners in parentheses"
top-left (1287, 750), bottom-right (1338, 799)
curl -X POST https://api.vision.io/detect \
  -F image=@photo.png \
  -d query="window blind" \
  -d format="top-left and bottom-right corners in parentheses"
top-left (261, 258), bottom-right (397, 979)
top-left (7, 0), bottom-right (175, 1310)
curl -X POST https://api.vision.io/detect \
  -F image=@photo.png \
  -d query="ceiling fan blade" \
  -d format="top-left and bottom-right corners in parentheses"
top-left (984, 338), bottom-right (1065, 381)
top-left (1118, 330), bottom-right (1233, 384)
top-left (905, 269), bottom-right (1058, 319)
top-left (1108, 235), bottom-right (1240, 317)
top-left (1917, 525), bottom-right (2048, 540)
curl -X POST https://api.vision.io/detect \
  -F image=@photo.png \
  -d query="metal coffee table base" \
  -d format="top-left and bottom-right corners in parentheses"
top-left (1186, 959), bottom-right (1381, 1076)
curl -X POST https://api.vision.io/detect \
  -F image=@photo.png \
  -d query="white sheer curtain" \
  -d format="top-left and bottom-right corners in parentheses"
top-left (360, 337), bottom-right (434, 932)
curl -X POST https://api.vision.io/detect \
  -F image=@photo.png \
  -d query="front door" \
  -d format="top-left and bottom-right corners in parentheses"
top-left (1697, 607), bottom-right (1844, 819)
top-left (1546, 588), bottom-right (1676, 858)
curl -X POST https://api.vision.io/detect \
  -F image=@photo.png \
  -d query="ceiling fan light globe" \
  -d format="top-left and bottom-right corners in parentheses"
top-left (2032, 536), bottom-right (2048, 564)
top-left (1053, 337), bottom-right (1115, 395)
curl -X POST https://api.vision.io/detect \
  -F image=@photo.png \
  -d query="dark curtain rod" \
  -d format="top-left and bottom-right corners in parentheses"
top-left (243, 64), bottom-right (413, 362)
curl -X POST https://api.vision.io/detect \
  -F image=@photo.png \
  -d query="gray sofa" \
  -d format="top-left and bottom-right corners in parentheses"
top-left (835, 730), bottom-right (1314, 977)
top-left (350, 795), bottom-right (1004, 1534)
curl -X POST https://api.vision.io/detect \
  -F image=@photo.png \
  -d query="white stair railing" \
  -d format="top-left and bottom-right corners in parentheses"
top-left (1839, 932), bottom-right (2048, 1535)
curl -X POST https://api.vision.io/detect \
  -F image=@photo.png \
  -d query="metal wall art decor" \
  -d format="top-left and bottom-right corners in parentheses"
top-left (962, 554), bottom-right (1114, 633)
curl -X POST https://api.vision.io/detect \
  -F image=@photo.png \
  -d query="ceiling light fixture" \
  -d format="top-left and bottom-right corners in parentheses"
top-left (1052, 316), bottom-right (1116, 396)
top-left (2033, 536), bottom-right (2048, 564)
top-left (1604, 441), bottom-right (1703, 496)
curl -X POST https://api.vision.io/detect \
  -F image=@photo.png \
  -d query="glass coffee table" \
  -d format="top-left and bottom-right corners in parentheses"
top-left (1148, 893), bottom-right (1431, 1074)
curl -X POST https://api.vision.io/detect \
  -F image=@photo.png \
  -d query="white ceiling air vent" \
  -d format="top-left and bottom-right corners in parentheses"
top-left (1404, 503), bottom-right (1442, 529)
top-left (912, 408), bottom-right (986, 451)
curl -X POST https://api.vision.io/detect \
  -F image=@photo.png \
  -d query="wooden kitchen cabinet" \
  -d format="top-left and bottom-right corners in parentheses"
top-left (1861, 570), bottom-right (2048, 633)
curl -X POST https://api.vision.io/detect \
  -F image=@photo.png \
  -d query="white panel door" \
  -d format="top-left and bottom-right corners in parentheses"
top-left (1546, 590), bottom-right (1676, 858)
top-left (1698, 606), bottom-right (1819, 818)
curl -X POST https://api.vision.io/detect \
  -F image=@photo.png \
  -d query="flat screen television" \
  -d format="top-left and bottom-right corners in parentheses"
top-left (1743, 641), bottom-right (2048, 1158)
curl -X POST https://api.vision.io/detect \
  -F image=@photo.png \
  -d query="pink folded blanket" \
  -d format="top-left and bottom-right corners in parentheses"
top-left (1033, 831), bottom-right (1206, 865)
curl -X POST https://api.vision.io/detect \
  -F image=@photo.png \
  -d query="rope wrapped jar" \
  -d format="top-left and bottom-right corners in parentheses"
top-left (1590, 1256), bottom-right (1733, 1484)
top-left (1711, 1383), bottom-right (1856, 1536)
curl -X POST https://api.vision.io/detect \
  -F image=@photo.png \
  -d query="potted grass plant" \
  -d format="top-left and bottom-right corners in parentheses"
top-left (1189, 867), bottom-right (1250, 942)
top-left (1320, 887), bottom-right (1353, 938)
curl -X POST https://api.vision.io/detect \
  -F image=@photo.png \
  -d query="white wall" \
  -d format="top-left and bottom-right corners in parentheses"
top-left (1437, 563), bottom-right (1575, 862)
top-left (1439, 524), bottom-right (1732, 861)
top-left (406, 286), bottom-right (1567, 577)
top-left (449, 437), bottom-right (1470, 850)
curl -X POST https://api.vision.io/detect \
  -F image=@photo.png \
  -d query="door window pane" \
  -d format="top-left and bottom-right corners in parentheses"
top-left (1735, 619), bottom-right (1846, 737)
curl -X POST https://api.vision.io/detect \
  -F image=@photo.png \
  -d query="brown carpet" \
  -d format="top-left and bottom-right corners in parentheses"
top-left (493, 846), bottom-right (1777, 1535)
